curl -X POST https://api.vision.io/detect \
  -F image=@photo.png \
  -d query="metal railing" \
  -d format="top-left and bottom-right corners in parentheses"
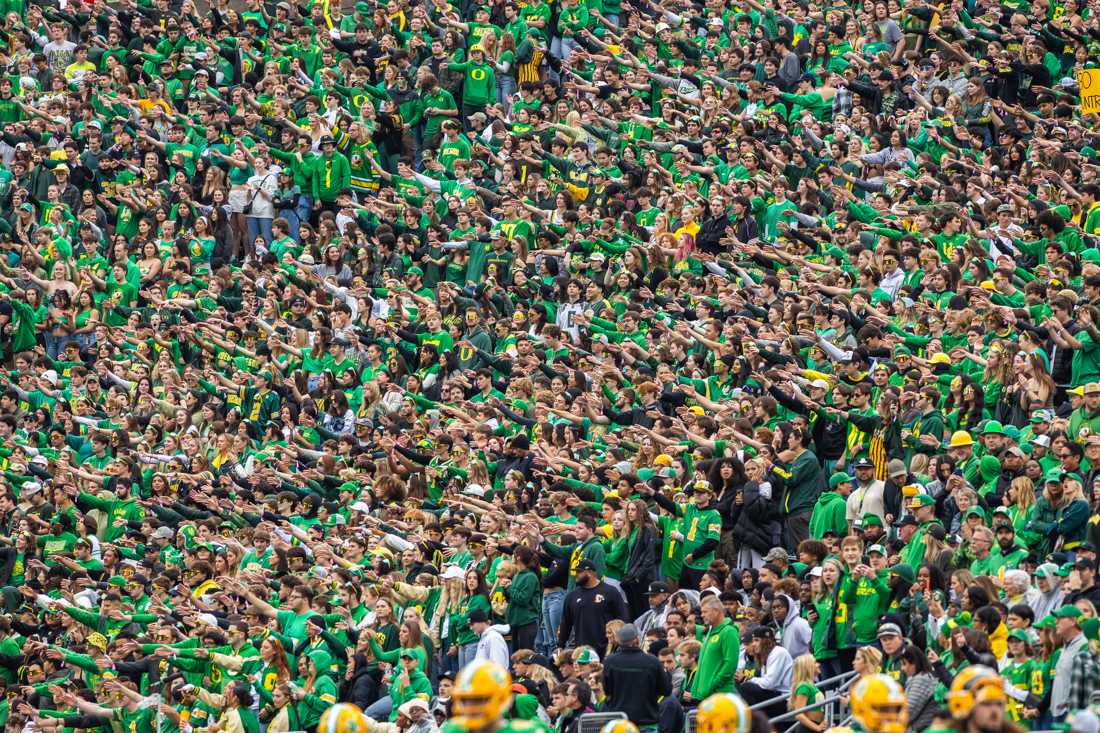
top-left (577, 711), bottom-right (627, 733)
top-left (765, 671), bottom-right (860, 733)
top-left (684, 671), bottom-right (859, 733)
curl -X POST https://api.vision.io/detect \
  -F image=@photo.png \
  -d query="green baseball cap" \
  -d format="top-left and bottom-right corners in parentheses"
top-left (1045, 468), bottom-right (1065, 483)
top-left (1054, 605), bottom-right (1083, 619)
top-left (964, 506), bottom-right (986, 521)
top-left (829, 472), bottom-right (852, 489)
top-left (907, 493), bottom-right (935, 509)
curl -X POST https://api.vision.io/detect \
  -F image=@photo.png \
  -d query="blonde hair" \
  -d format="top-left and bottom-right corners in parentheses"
top-left (788, 654), bottom-right (819, 708)
top-left (606, 619), bottom-right (624, 656)
top-left (1011, 477), bottom-right (1036, 512)
top-left (855, 646), bottom-right (883, 674)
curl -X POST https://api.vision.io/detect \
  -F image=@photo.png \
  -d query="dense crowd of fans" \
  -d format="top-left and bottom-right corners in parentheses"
top-left (3, 0), bottom-right (1100, 732)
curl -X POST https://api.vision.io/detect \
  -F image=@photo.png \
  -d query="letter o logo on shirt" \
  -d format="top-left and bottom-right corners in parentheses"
top-left (470, 68), bottom-right (487, 81)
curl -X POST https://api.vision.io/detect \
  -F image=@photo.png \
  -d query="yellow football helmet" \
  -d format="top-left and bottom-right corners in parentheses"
top-left (452, 659), bottom-right (514, 729)
top-left (600, 721), bottom-right (640, 733)
top-left (697, 692), bottom-right (752, 733)
top-left (850, 674), bottom-right (908, 733)
top-left (947, 665), bottom-right (1006, 720)
top-left (318, 703), bottom-right (368, 733)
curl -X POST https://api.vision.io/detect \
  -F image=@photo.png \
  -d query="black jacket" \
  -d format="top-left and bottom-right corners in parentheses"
top-left (729, 480), bottom-right (783, 554)
top-left (622, 526), bottom-right (657, 587)
top-left (602, 647), bottom-right (671, 726)
top-left (342, 653), bottom-right (381, 710)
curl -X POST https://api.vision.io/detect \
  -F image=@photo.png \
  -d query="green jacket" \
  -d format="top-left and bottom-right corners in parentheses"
top-left (689, 618), bottom-right (739, 699)
top-left (505, 569), bottom-right (542, 627)
top-left (1028, 496), bottom-right (1089, 555)
top-left (311, 151), bottom-right (351, 202)
top-left (775, 448), bottom-right (824, 517)
top-left (542, 536), bottom-right (605, 590)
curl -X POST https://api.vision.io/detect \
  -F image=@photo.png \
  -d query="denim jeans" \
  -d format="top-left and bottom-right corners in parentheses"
top-left (458, 642), bottom-right (478, 669)
top-left (364, 695), bottom-right (393, 720)
top-left (277, 207), bottom-right (300, 241)
top-left (536, 589), bottom-right (565, 656)
top-left (498, 75), bottom-right (517, 106)
top-left (246, 216), bottom-right (274, 246)
top-left (296, 195), bottom-right (313, 231)
top-left (45, 332), bottom-right (71, 359)
top-left (550, 36), bottom-right (580, 61)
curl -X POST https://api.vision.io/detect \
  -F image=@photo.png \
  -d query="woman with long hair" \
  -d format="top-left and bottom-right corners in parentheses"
top-left (261, 683), bottom-right (302, 733)
top-left (899, 644), bottom-right (937, 731)
top-left (451, 568), bottom-right (491, 669)
top-left (789, 654), bottom-right (826, 733)
top-left (292, 650), bottom-right (339, 730)
top-left (1006, 477), bottom-right (1038, 548)
top-left (808, 557), bottom-right (843, 678)
top-left (621, 498), bottom-right (658, 619)
top-left (505, 546), bottom-right (542, 652)
top-left (708, 457), bottom-right (749, 567)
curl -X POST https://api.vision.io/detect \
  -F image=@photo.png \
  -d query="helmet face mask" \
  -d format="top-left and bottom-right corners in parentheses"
top-left (851, 675), bottom-right (909, 733)
top-left (319, 703), bottom-right (367, 733)
top-left (947, 666), bottom-right (1006, 720)
top-left (697, 693), bottom-right (751, 733)
top-left (876, 703), bottom-right (908, 733)
top-left (451, 660), bottom-right (512, 730)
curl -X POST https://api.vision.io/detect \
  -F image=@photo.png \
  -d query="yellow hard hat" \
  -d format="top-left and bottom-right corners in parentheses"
top-left (948, 430), bottom-right (974, 448)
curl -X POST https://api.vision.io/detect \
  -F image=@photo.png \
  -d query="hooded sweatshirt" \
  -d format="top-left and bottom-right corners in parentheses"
top-left (775, 594), bottom-right (812, 658)
top-left (1031, 564), bottom-right (1065, 620)
top-left (296, 649), bottom-right (338, 729)
top-left (808, 491), bottom-right (848, 539)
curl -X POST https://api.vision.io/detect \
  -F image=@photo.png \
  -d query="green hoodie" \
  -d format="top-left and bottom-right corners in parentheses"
top-left (295, 650), bottom-right (338, 729)
top-left (690, 617), bottom-right (739, 699)
top-left (808, 491), bottom-right (848, 539)
top-left (978, 455), bottom-right (1001, 499)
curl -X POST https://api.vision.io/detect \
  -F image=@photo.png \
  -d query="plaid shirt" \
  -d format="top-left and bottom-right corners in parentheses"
top-left (1067, 642), bottom-right (1100, 712)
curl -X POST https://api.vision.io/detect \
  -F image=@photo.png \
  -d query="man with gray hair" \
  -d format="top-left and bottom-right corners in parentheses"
top-left (601, 623), bottom-right (670, 729)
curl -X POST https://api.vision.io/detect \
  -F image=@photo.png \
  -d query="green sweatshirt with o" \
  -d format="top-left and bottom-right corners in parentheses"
top-left (690, 618), bottom-right (739, 699)
top-left (447, 61), bottom-right (496, 106)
